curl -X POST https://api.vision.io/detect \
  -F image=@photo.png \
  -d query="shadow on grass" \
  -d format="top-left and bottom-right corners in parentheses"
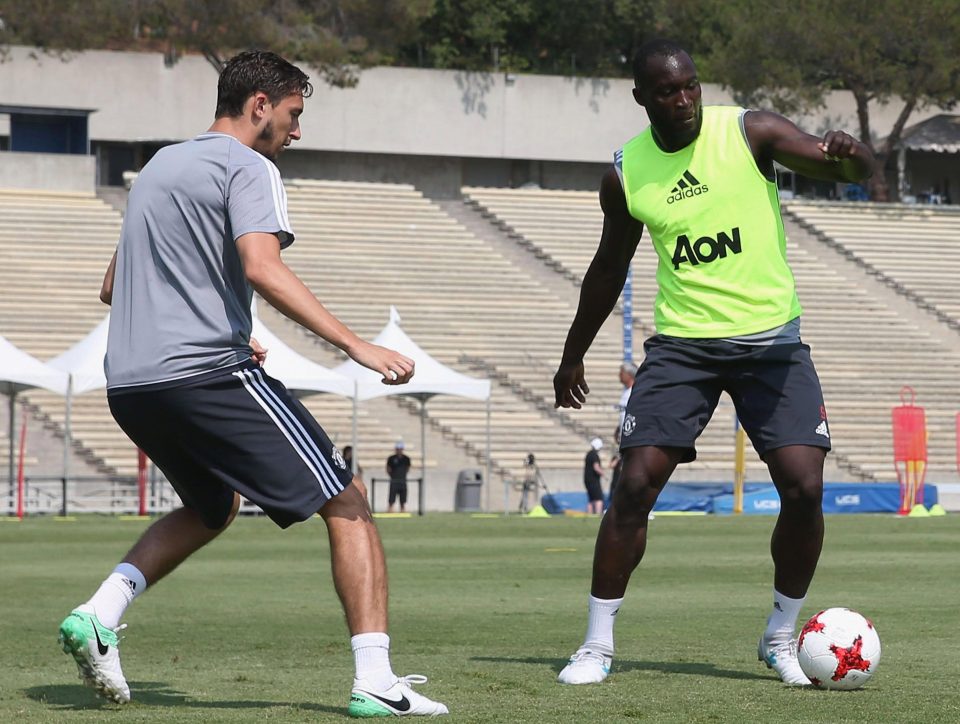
top-left (25, 681), bottom-right (345, 715)
top-left (472, 655), bottom-right (771, 681)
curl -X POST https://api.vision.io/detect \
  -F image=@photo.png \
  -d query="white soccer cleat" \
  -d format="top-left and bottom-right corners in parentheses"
top-left (349, 674), bottom-right (449, 717)
top-left (758, 637), bottom-right (811, 686)
top-left (58, 605), bottom-right (131, 703)
top-left (557, 648), bottom-right (612, 685)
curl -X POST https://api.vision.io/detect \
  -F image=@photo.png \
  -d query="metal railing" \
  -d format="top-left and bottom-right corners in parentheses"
top-left (4, 473), bottom-right (180, 517)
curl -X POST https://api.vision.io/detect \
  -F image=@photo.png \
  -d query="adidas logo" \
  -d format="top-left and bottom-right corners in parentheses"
top-left (815, 421), bottom-right (830, 439)
top-left (667, 170), bottom-right (708, 204)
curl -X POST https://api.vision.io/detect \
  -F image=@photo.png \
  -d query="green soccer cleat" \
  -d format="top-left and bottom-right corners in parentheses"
top-left (349, 674), bottom-right (448, 717)
top-left (58, 606), bottom-right (130, 703)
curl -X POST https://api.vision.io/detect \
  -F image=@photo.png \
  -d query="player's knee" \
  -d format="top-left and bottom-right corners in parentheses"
top-left (320, 481), bottom-right (372, 521)
top-left (351, 475), bottom-right (368, 500)
top-left (612, 470), bottom-right (658, 516)
top-left (778, 474), bottom-right (823, 513)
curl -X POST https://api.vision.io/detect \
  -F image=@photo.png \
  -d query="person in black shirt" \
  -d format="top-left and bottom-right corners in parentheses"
top-left (386, 441), bottom-right (412, 513)
top-left (584, 438), bottom-right (605, 515)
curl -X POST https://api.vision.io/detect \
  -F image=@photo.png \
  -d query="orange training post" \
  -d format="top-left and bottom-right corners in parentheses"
top-left (891, 386), bottom-right (927, 516)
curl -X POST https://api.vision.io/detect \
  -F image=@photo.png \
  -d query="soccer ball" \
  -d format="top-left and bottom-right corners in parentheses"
top-left (797, 607), bottom-right (881, 690)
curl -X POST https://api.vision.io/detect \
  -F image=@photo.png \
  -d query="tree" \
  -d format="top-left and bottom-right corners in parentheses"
top-left (700, 0), bottom-right (960, 200)
top-left (0, 0), bottom-right (431, 86)
top-left (399, 0), bottom-right (662, 77)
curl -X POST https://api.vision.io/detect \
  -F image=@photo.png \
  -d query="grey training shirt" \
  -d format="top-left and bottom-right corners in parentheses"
top-left (105, 133), bottom-right (294, 389)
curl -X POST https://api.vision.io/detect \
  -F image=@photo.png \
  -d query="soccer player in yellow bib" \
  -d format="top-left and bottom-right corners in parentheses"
top-left (553, 39), bottom-right (874, 687)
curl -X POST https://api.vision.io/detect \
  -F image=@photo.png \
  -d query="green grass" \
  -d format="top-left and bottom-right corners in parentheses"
top-left (1, 513), bottom-right (958, 722)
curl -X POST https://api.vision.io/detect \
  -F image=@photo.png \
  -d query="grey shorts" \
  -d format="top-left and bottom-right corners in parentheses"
top-left (620, 335), bottom-right (831, 463)
top-left (109, 361), bottom-right (353, 528)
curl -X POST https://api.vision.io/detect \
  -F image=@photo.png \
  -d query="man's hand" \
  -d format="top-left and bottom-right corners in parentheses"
top-left (351, 341), bottom-right (415, 385)
top-left (818, 130), bottom-right (859, 162)
top-left (249, 337), bottom-right (268, 366)
top-left (554, 361), bottom-right (589, 409)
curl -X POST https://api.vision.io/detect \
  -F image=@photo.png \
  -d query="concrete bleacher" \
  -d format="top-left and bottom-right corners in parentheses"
top-left (9, 180), bottom-right (958, 505)
top-left (0, 187), bottom-right (479, 493)
top-left (280, 179), bottom-right (622, 482)
top-left (0, 190), bottom-right (133, 477)
top-left (783, 200), bottom-right (960, 329)
top-left (463, 186), bottom-right (778, 479)
top-left (463, 186), bottom-right (960, 484)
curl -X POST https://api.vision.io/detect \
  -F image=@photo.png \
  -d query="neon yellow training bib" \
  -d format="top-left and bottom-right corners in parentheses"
top-left (618, 105), bottom-right (802, 337)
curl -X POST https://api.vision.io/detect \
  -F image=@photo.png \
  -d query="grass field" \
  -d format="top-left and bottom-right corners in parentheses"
top-left (1, 513), bottom-right (958, 723)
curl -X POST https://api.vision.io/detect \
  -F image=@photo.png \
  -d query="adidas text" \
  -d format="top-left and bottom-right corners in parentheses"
top-left (667, 170), bottom-right (709, 204)
top-left (668, 184), bottom-right (709, 204)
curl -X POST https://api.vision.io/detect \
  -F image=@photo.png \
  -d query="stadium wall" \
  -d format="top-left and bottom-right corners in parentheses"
top-left (277, 150), bottom-right (608, 196)
top-left (0, 150), bottom-right (95, 193)
top-left (0, 46), bottom-right (952, 195)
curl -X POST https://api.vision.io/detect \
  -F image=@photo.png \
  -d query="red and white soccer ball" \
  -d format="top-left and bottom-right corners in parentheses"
top-left (797, 607), bottom-right (881, 690)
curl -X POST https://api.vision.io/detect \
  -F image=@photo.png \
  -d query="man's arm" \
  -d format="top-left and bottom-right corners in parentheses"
top-left (100, 250), bottom-right (118, 305)
top-left (236, 232), bottom-right (414, 385)
top-left (553, 167), bottom-right (644, 409)
top-left (744, 110), bottom-right (875, 184)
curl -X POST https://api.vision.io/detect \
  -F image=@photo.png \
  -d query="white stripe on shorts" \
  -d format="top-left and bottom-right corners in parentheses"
top-left (232, 368), bottom-right (344, 499)
top-left (242, 368), bottom-right (347, 495)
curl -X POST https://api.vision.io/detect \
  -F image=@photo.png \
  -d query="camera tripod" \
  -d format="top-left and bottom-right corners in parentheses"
top-left (516, 453), bottom-right (550, 514)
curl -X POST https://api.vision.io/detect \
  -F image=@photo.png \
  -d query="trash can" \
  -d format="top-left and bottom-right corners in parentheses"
top-left (454, 469), bottom-right (484, 512)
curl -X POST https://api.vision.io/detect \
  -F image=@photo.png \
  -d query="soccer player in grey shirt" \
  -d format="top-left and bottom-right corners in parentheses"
top-left (57, 50), bottom-right (447, 717)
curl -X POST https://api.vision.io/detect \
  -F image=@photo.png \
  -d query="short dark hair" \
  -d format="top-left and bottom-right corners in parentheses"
top-left (632, 39), bottom-right (689, 88)
top-left (215, 50), bottom-right (313, 118)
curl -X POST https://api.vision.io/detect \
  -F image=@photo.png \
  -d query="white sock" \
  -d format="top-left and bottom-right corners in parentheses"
top-left (763, 589), bottom-right (805, 645)
top-left (582, 594), bottom-right (623, 656)
top-left (351, 632), bottom-right (395, 689)
top-left (84, 563), bottom-right (147, 629)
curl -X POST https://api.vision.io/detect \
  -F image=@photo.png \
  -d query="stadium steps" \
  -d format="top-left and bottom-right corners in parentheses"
top-left (781, 213), bottom-right (960, 483)
top-left (277, 179), bottom-right (623, 482)
top-left (783, 200), bottom-right (960, 333)
top-left (451, 188), bottom-right (824, 481)
top-left (455, 187), bottom-right (960, 483)
top-left (0, 190), bottom-right (126, 479)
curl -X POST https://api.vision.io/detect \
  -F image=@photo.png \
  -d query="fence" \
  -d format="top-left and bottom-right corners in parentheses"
top-left (3, 472), bottom-right (180, 517)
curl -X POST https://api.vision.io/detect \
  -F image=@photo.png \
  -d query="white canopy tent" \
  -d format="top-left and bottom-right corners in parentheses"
top-left (251, 316), bottom-right (356, 398)
top-left (47, 315), bottom-right (110, 486)
top-left (47, 311), bottom-right (354, 482)
top-left (0, 335), bottom-right (69, 489)
top-left (333, 307), bottom-right (491, 512)
top-left (250, 314), bottom-right (360, 474)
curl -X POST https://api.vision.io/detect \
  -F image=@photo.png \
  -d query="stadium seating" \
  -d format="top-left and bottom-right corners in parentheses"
top-left (464, 187), bottom-right (960, 483)
top-left (0, 190), bottom-right (129, 478)
top-left (783, 200), bottom-right (960, 328)
top-left (280, 180), bottom-right (621, 480)
top-left (6, 183), bottom-right (959, 500)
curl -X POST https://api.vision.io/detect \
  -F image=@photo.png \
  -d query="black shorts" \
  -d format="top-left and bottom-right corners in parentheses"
top-left (388, 481), bottom-right (408, 506)
top-left (620, 335), bottom-right (831, 463)
top-left (584, 479), bottom-right (604, 502)
top-left (108, 361), bottom-right (353, 529)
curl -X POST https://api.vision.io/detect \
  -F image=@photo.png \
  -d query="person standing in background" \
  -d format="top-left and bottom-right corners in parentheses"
top-left (584, 438), bottom-right (606, 514)
top-left (610, 361), bottom-right (638, 500)
top-left (386, 441), bottom-right (412, 513)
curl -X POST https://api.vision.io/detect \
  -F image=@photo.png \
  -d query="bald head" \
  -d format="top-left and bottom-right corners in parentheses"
top-left (633, 39), bottom-right (693, 91)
